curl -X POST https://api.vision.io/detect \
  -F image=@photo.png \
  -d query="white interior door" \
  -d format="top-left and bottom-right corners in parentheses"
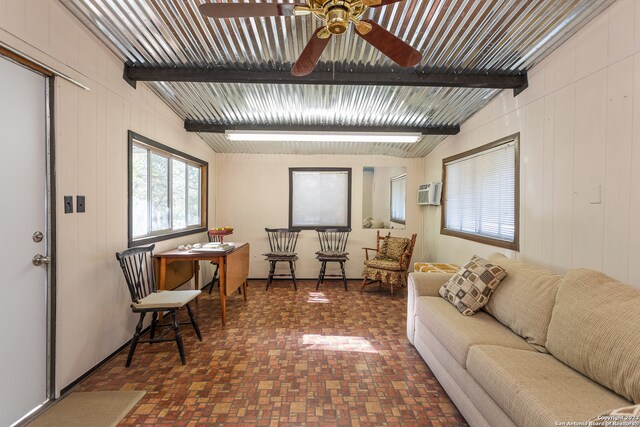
top-left (0, 56), bottom-right (49, 426)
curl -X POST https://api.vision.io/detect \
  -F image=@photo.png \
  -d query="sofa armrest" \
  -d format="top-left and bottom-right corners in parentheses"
top-left (409, 272), bottom-right (453, 297)
top-left (407, 272), bottom-right (454, 345)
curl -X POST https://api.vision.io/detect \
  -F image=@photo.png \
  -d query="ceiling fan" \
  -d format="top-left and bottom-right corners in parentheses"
top-left (198, 0), bottom-right (423, 76)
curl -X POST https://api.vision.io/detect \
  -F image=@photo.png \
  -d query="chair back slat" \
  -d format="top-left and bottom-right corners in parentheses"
top-left (316, 228), bottom-right (351, 252)
top-left (115, 244), bottom-right (156, 303)
top-left (265, 228), bottom-right (300, 253)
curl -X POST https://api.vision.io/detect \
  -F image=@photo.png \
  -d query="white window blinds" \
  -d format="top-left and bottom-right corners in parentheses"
top-left (290, 169), bottom-right (351, 228)
top-left (390, 174), bottom-right (406, 224)
top-left (444, 140), bottom-right (516, 244)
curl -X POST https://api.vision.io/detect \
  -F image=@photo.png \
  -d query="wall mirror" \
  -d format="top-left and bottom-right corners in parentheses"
top-left (362, 166), bottom-right (406, 230)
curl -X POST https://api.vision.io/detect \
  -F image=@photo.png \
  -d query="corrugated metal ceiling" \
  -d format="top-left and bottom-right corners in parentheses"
top-left (61, 0), bottom-right (615, 157)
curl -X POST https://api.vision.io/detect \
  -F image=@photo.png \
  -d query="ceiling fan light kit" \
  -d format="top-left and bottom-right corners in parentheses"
top-left (199, 0), bottom-right (422, 76)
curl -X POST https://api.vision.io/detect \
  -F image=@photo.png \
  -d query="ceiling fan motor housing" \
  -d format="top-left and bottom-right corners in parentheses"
top-left (310, 0), bottom-right (366, 35)
top-left (326, 6), bottom-right (350, 34)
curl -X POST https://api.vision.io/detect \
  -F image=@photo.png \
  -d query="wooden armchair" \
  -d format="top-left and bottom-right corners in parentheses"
top-left (361, 231), bottom-right (417, 296)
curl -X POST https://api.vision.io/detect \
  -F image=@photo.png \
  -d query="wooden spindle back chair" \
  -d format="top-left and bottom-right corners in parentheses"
top-left (263, 228), bottom-right (301, 290)
top-left (116, 244), bottom-right (202, 366)
top-left (315, 228), bottom-right (351, 290)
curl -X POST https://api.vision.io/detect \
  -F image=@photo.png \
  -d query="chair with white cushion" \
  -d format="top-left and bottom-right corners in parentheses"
top-left (115, 244), bottom-right (202, 367)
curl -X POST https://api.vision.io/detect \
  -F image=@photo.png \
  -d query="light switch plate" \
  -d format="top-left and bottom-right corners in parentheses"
top-left (64, 196), bottom-right (73, 214)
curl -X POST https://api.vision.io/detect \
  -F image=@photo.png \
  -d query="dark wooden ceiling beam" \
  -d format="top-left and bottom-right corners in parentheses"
top-left (184, 121), bottom-right (460, 135)
top-left (125, 65), bottom-right (527, 92)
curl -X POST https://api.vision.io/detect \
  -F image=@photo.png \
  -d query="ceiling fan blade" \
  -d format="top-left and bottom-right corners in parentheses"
top-left (199, 2), bottom-right (306, 18)
top-left (362, 0), bottom-right (404, 8)
top-left (355, 20), bottom-right (422, 67)
top-left (291, 27), bottom-right (332, 77)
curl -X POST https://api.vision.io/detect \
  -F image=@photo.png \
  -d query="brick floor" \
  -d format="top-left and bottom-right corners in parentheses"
top-left (76, 279), bottom-right (468, 426)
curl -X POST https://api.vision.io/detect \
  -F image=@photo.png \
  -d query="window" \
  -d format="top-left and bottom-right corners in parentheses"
top-left (441, 133), bottom-right (519, 250)
top-left (289, 168), bottom-right (351, 229)
top-left (128, 131), bottom-right (207, 246)
top-left (390, 173), bottom-right (406, 224)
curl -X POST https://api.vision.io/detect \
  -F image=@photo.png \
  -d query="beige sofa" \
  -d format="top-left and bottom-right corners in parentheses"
top-left (406, 253), bottom-right (640, 427)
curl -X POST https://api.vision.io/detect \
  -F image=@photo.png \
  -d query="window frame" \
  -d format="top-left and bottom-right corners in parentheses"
top-left (288, 167), bottom-right (352, 230)
top-left (440, 133), bottom-right (520, 251)
top-left (127, 131), bottom-right (208, 247)
top-left (389, 173), bottom-right (407, 225)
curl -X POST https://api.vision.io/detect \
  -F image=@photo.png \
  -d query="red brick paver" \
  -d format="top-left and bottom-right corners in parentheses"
top-left (76, 279), bottom-right (468, 426)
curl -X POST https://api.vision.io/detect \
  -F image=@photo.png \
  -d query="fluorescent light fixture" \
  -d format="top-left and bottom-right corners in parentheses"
top-left (225, 130), bottom-right (422, 144)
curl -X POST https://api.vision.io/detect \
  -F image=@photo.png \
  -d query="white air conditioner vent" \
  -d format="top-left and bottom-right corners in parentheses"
top-left (418, 182), bottom-right (442, 206)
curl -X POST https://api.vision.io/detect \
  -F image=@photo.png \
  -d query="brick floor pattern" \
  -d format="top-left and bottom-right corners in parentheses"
top-left (77, 279), bottom-right (468, 426)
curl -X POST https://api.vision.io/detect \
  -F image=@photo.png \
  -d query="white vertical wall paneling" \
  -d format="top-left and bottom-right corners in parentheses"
top-left (541, 95), bottom-right (555, 269)
top-left (603, 58), bottom-right (634, 282)
top-left (51, 3), bottom-right (79, 67)
top-left (25, 0), bottom-right (49, 50)
top-left (56, 80), bottom-right (81, 389)
top-left (629, 53), bottom-right (640, 286)
top-left (575, 11), bottom-right (609, 83)
top-left (572, 71), bottom-right (607, 271)
top-left (608, 0), bottom-right (636, 64)
top-left (215, 154), bottom-right (423, 279)
top-left (421, 0), bottom-right (640, 288)
top-left (551, 86), bottom-right (575, 271)
top-left (0, 0), bottom-right (218, 393)
top-left (4, 1), bottom-right (24, 37)
top-left (0, 1), bottom-right (5, 29)
top-left (522, 99), bottom-right (545, 264)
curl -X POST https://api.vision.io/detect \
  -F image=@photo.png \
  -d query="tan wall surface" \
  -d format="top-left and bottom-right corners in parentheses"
top-left (0, 0), bottom-right (217, 393)
top-left (422, 0), bottom-right (640, 288)
top-left (215, 154), bottom-right (424, 279)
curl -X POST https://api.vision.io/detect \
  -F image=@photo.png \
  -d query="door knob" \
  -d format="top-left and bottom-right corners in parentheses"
top-left (32, 254), bottom-right (51, 266)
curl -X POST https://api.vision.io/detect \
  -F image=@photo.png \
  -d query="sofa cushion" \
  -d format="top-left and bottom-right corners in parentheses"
top-left (439, 255), bottom-right (507, 315)
top-left (467, 345), bottom-right (631, 427)
top-left (485, 253), bottom-right (562, 352)
top-left (415, 297), bottom-right (534, 368)
top-left (413, 319), bottom-right (517, 427)
top-left (546, 269), bottom-right (640, 403)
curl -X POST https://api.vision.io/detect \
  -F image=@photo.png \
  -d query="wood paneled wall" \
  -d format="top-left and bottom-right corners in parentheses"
top-left (215, 154), bottom-right (424, 279)
top-left (422, 0), bottom-right (640, 288)
top-left (0, 0), bottom-right (217, 394)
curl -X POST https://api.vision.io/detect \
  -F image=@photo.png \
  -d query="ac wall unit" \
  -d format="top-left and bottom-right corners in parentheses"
top-left (418, 182), bottom-right (442, 206)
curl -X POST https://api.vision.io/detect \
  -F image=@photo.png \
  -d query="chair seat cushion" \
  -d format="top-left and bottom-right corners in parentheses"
top-left (132, 290), bottom-right (201, 309)
top-left (415, 297), bottom-right (535, 367)
top-left (316, 250), bottom-right (348, 257)
top-left (467, 345), bottom-right (631, 427)
top-left (364, 259), bottom-right (404, 271)
top-left (263, 251), bottom-right (296, 257)
top-left (263, 251), bottom-right (298, 261)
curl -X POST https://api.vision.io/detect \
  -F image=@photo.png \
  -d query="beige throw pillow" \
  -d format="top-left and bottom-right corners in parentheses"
top-left (439, 255), bottom-right (507, 316)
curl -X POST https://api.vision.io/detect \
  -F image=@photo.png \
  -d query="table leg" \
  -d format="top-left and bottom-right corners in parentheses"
top-left (194, 261), bottom-right (199, 290)
top-left (159, 257), bottom-right (167, 291)
top-left (219, 257), bottom-right (226, 326)
top-left (242, 280), bottom-right (247, 302)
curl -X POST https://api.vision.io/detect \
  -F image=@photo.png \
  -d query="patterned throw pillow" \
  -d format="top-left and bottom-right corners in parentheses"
top-left (439, 256), bottom-right (507, 316)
